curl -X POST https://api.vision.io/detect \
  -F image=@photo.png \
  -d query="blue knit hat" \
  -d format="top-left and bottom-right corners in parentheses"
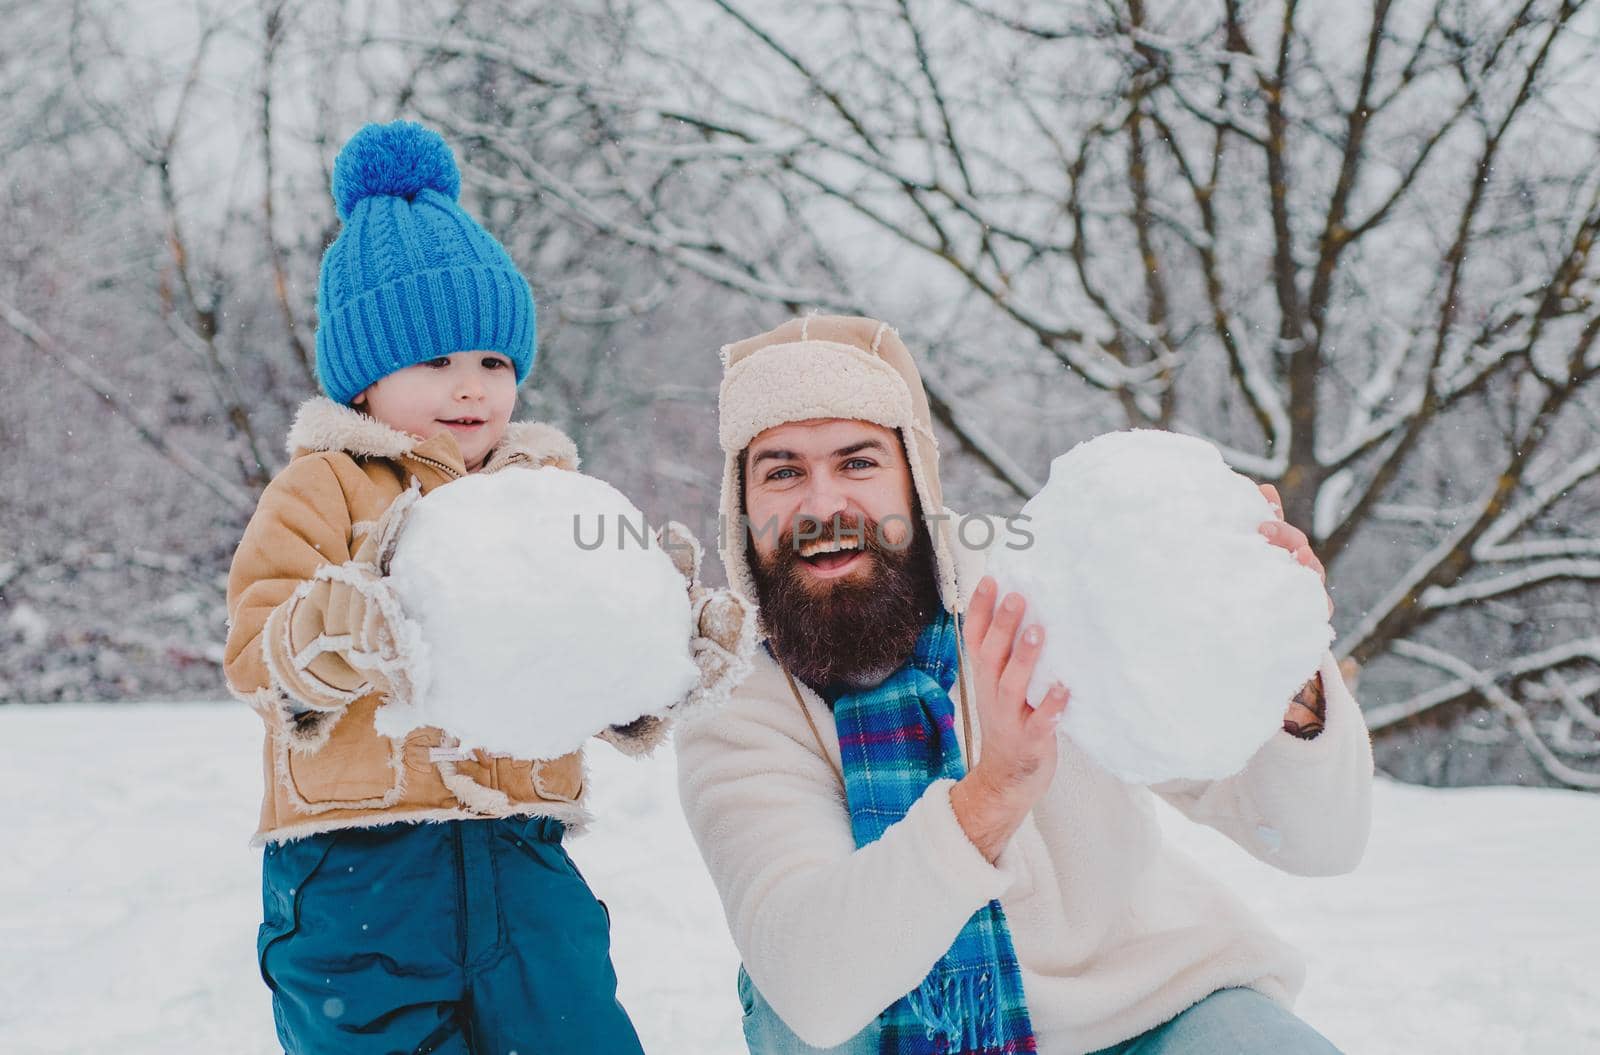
top-left (314, 121), bottom-right (536, 404)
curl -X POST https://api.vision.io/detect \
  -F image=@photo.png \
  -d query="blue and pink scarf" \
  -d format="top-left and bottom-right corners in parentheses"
top-left (832, 611), bottom-right (1037, 1055)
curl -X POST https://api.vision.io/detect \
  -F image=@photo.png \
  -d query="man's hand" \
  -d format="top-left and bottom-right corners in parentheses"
top-left (1257, 483), bottom-right (1330, 738)
top-left (1256, 484), bottom-right (1328, 593)
top-left (949, 576), bottom-right (1069, 862)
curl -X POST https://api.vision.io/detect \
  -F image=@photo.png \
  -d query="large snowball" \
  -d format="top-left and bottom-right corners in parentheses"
top-left (985, 430), bottom-right (1332, 784)
top-left (378, 468), bottom-right (700, 759)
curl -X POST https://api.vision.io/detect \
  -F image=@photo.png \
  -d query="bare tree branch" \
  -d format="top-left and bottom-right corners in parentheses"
top-left (1, 299), bottom-right (252, 513)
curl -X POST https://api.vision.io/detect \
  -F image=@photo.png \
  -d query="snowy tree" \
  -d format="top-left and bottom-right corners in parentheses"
top-left (3, 0), bottom-right (1598, 789)
top-left (403, 0), bottom-right (1600, 787)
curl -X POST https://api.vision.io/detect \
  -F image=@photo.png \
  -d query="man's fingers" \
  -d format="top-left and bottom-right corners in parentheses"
top-left (1295, 545), bottom-right (1333, 612)
top-left (1259, 520), bottom-right (1330, 591)
top-left (1028, 683), bottom-right (1069, 734)
top-left (981, 592), bottom-right (1027, 673)
top-left (1259, 519), bottom-right (1308, 551)
top-left (1297, 546), bottom-right (1326, 580)
top-left (997, 623), bottom-right (1045, 710)
top-left (1259, 483), bottom-right (1285, 519)
top-left (964, 577), bottom-right (997, 654)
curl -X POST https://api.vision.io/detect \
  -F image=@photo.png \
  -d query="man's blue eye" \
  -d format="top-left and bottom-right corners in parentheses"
top-left (769, 467), bottom-right (799, 480)
top-left (844, 459), bottom-right (875, 470)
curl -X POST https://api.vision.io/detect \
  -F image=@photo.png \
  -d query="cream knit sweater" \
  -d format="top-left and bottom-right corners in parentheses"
top-left (675, 553), bottom-right (1373, 1053)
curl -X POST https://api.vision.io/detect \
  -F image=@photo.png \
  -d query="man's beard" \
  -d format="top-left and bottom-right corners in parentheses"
top-left (749, 512), bottom-right (941, 695)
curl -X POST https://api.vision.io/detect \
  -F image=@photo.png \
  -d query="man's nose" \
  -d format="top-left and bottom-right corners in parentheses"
top-left (799, 480), bottom-right (850, 521)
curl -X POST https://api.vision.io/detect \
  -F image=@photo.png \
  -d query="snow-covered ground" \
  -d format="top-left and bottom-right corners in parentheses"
top-left (1, 703), bottom-right (1595, 1054)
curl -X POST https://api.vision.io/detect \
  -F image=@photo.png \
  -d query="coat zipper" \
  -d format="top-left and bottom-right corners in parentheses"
top-left (452, 824), bottom-right (468, 965)
top-left (406, 453), bottom-right (463, 480)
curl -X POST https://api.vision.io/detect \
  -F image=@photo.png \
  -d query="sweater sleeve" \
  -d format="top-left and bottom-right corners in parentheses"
top-left (1152, 652), bottom-right (1374, 877)
top-left (224, 455), bottom-right (357, 713)
top-left (675, 704), bottom-right (1016, 1048)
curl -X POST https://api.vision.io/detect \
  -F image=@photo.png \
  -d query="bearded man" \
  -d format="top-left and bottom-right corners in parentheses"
top-left (676, 315), bottom-right (1372, 1055)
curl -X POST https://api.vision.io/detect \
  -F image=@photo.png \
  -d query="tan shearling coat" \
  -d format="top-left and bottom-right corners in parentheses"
top-left (226, 397), bottom-right (663, 844)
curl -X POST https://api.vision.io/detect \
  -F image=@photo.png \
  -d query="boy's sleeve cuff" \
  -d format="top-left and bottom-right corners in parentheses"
top-left (262, 589), bottom-right (365, 713)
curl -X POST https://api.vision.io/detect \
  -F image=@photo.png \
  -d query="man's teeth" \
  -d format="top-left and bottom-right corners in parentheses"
top-left (801, 539), bottom-right (863, 558)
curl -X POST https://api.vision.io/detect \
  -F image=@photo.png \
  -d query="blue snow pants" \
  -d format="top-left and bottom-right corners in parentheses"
top-left (258, 817), bottom-right (646, 1055)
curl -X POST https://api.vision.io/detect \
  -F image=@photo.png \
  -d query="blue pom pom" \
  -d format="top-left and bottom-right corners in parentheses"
top-left (331, 121), bottom-right (461, 220)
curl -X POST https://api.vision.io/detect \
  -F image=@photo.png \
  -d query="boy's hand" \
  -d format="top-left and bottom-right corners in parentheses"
top-left (597, 522), bottom-right (753, 753)
top-left (658, 521), bottom-right (757, 710)
top-left (269, 488), bottom-right (420, 710)
top-left (287, 568), bottom-right (406, 697)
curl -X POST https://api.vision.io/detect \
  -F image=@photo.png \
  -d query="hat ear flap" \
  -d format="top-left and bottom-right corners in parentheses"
top-left (900, 423), bottom-right (960, 612)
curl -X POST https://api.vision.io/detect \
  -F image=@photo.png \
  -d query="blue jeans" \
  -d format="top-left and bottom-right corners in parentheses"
top-left (738, 966), bottom-right (880, 1053)
top-left (737, 967), bottom-right (1341, 1054)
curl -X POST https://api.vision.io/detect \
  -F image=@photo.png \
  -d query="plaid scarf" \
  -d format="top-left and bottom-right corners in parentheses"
top-left (832, 611), bottom-right (1037, 1055)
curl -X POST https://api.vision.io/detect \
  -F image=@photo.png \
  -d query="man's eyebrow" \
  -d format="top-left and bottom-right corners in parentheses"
top-left (750, 439), bottom-right (889, 467)
top-left (833, 440), bottom-right (888, 459)
top-left (749, 448), bottom-right (798, 467)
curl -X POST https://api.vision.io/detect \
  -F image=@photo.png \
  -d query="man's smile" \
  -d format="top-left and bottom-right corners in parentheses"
top-left (795, 533), bottom-right (870, 577)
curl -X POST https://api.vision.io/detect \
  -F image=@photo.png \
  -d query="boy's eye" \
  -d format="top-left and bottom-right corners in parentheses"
top-left (482, 357), bottom-right (509, 369)
top-left (425, 356), bottom-right (451, 368)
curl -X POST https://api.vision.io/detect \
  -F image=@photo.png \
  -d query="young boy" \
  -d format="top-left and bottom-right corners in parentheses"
top-left (225, 121), bottom-right (749, 1054)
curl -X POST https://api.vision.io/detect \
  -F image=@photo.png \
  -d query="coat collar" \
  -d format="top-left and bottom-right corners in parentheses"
top-left (285, 396), bottom-right (580, 475)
